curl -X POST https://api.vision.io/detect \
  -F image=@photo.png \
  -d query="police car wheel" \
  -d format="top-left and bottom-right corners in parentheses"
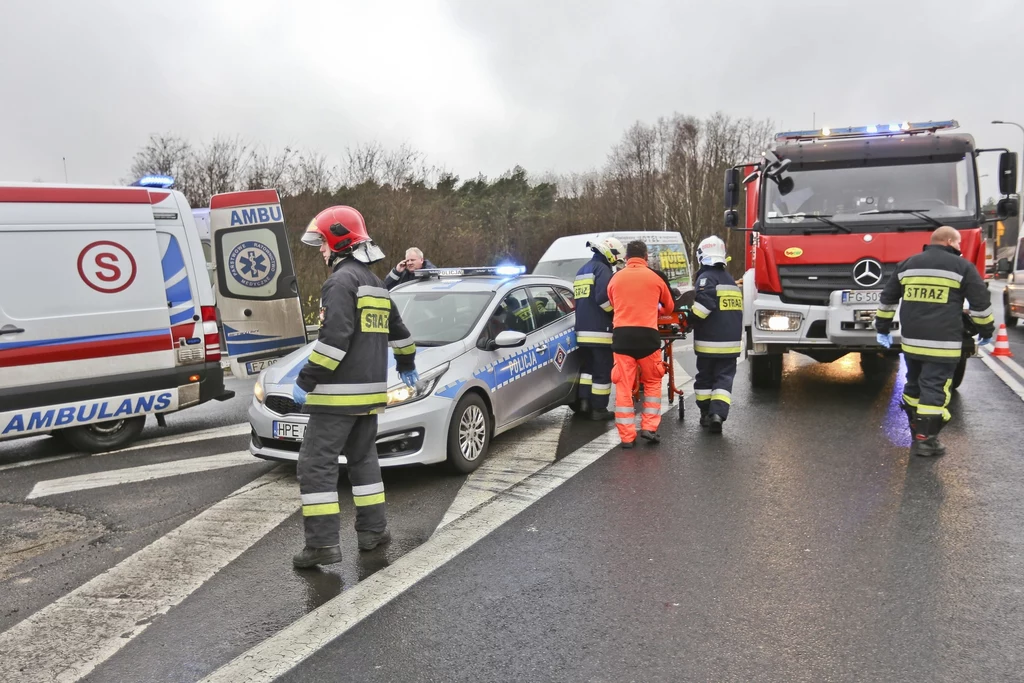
top-left (60, 416), bottom-right (146, 454)
top-left (447, 394), bottom-right (491, 474)
top-left (1005, 296), bottom-right (1018, 328)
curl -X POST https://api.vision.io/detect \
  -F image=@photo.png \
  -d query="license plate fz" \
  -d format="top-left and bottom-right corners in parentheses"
top-left (273, 421), bottom-right (305, 441)
top-left (246, 358), bottom-right (278, 375)
top-left (842, 290), bottom-right (881, 305)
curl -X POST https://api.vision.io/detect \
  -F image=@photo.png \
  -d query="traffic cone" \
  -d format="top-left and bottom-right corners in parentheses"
top-left (991, 324), bottom-right (1013, 358)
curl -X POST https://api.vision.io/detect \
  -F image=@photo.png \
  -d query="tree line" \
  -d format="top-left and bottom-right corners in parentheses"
top-left (127, 113), bottom-right (773, 321)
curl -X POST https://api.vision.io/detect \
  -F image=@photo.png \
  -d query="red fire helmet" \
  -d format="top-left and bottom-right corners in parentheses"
top-left (302, 206), bottom-right (372, 253)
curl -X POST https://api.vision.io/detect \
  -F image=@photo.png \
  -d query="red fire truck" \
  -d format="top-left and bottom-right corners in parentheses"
top-left (723, 120), bottom-right (1019, 389)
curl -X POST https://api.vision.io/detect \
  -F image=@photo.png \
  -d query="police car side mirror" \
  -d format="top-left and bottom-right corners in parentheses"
top-left (493, 331), bottom-right (527, 349)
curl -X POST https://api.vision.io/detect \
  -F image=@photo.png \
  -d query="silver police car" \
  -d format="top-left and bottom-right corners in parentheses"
top-left (249, 266), bottom-right (581, 473)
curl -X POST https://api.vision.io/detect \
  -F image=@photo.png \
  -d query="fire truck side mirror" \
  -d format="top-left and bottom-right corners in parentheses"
top-left (724, 168), bottom-right (741, 208)
top-left (997, 196), bottom-right (1019, 220)
top-left (724, 209), bottom-right (739, 228)
top-left (777, 176), bottom-right (795, 195)
top-left (999, 151), bottom-right (1018, 196)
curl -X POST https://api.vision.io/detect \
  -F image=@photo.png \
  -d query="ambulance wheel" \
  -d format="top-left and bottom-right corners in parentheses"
top-left (60, 416), bottom-right (146, 453)
top-left (750, 354), bottom-right (782, 389)
top-left (446, 394), bottom-right (491, 474)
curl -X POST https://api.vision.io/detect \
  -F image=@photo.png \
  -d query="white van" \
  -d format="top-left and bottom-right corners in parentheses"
top-left (0, 183), bottom-right (303, 453)
top-left (534, 231), bottom-right (693, 289)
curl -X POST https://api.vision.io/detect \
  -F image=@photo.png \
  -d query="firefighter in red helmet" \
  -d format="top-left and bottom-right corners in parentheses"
top-left (291, 206), bottom-right (418, 569)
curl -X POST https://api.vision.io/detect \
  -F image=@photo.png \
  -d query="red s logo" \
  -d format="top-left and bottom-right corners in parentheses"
top-left (95, 253), bottom-right (122, 282)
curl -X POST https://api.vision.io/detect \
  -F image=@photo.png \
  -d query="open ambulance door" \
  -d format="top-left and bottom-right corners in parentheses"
top-left (210, 190), bottom-right (306, 380)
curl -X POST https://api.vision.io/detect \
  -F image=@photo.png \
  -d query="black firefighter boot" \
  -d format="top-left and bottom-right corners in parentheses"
top-left (698, 404), bottom-right (709, 428)
top-left (292, 545), bottom-right (343, 569)
top-left (357, 527), bottom-right (392, 551)
top-left (910, 415), bottom-right (946, 458)
top-left (707, 414), bottom-right (724, 434)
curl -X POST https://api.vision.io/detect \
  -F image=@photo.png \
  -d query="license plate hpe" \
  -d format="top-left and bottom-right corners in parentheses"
top-left (842, 289), bottom-right (881, 305)
top-left (273, 421), bottom-right (305, 441)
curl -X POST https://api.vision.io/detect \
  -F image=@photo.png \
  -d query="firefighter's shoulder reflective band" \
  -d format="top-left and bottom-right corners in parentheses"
top-left (970, 306), bottom-right (994, 325)
top-left (692, 302), bottom-right (711, 319)
top-left (309, 351), bottom-right (340, 370)
top-left (599, 300), bottom-right (613, 312)
top-left (357, 296), bottom-right (391, 310)
top-left (313, 341), bottom-right (346, 362)
top-left (574, 274), bottom-right (596, 284)
top-left (389, 336), bottom-right (416, 355)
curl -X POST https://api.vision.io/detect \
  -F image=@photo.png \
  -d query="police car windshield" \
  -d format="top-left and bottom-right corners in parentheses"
top-left (763, 156), bottom-right (977, 233)
top-left (391, 291), bottom-right (494, 346)
top-left (534, 258), bottom-right (588, 283)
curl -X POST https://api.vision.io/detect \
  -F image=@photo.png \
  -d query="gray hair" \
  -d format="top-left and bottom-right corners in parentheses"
top-left (405, 247), bottom-right (424, 259)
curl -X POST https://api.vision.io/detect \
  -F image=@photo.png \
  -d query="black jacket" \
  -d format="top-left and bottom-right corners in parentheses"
top-left (384, 260), bottom-right (437, 290)
top-left (298, 258), bottom-right (416, 414)
top-left (687, 265), bottom-right (743, 358)
top-left (874, 244), bottom-right (993, 363)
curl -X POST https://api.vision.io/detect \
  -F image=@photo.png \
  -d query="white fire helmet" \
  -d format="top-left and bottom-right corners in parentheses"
top-left (588, 236), bottom-right (626, 267)
top-left (696, 236), bottom-right (728, 266)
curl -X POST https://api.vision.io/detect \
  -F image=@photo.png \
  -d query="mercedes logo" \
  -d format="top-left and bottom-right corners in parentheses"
top-left (852, 258), bottom-right (883, 287)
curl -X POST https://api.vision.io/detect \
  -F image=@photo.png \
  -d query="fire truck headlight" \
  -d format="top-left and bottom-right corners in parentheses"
top-left (756, 310), bottom-right (803, 332)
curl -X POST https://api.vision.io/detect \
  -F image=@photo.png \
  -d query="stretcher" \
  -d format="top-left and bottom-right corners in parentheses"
top-left (632, 300), bottom-right (691, 420)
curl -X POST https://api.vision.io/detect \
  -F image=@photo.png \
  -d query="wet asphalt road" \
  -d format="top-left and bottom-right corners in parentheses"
top-left (1, 343), bottom-right (1023, 682)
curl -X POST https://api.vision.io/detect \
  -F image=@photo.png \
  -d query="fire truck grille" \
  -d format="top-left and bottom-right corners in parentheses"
top-left (777, 264), bottom-right (898, 306)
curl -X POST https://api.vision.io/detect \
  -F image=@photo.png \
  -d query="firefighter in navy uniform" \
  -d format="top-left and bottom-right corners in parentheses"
top-left (874, 226), bottom-right (994, 457)
top-left (687, 236), bottom-right (743, 434)
top-left (291, 206), bottom-right (418, 569)
top-left (573, 237), bottom-right (625, 420)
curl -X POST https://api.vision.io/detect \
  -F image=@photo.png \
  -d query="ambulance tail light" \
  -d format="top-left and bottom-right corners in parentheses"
top-left (201, 306), bottom-right (221, 362)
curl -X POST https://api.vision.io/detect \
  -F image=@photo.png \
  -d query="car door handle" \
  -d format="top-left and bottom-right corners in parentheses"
top-left (0, 324), bottom-right (24, 335)
top-left (536, 345), bottom-right (548, 353)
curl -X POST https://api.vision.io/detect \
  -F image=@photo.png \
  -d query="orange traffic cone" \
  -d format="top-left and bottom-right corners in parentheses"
top-left (991, 323), bottom-right (1013, 357)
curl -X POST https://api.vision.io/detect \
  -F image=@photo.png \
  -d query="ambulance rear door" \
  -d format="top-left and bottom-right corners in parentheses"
top-left (209, 189), bottom-right (306, 379)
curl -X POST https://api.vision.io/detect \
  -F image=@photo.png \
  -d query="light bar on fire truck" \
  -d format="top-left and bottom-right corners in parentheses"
top-left (775, 120), bottom-right (959, 141)
top-left (412, 265), bottom-right (527, 279)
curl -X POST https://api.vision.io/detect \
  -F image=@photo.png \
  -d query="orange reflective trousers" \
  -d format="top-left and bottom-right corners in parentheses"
top-left (611, 351), bottom-right (664, 443)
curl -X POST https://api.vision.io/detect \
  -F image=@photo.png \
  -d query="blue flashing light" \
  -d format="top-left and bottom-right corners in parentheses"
top-left (494, 264), bottom-right (527, 276)
top-left (134, 174), bottom-right (175, 188)
top-left (775, 120), bottom-right (958, 141)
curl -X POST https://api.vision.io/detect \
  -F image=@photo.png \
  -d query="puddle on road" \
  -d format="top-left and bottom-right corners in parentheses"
top-left (0, 502), bottom-right (107, 581)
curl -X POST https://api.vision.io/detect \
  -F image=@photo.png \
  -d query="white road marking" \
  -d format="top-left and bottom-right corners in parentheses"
top-left (26, 451), bottom-right (261, 500)
top-left (102, 423), bottom-right (250, 455)
top-left (979, 348), bottom-right (1024, 403)
top-left (0, 469), bottom-right (297, 683)
top-left (0, 453), bottom-right (82, 473)
top-left (998, 355), bottom-right (1024, 382)
top-left (202, 385), bottom-right (692, 683)
top-left (434, 408), bottom-right (565, 532)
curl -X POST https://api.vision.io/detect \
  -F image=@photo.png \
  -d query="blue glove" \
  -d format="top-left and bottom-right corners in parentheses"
top-left (292, 384), bottom-right (308, 405)
top-left (399, 370), bottom-right (419, 388)
top-left (977, 336), bottom-right (993, 347)
top-left (876, 333), bottom-right (892, 349)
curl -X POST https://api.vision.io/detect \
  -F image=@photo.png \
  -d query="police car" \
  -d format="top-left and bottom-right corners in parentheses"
top-left (248, 266), bottom-right (581, 472)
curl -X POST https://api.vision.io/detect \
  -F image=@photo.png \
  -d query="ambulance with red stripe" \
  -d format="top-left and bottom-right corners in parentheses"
top-left (0, 182), bottom-right (304, 451)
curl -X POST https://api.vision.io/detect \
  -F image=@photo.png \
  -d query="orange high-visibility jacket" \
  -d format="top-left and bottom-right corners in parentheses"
top-left (606, 258), bottom-right (674, 358)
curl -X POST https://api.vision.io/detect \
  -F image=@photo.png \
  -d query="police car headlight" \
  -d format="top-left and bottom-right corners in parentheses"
top-left (254, 372), bottom-right (267, 404)
top-left (387, 363), bottom-right (450, 407)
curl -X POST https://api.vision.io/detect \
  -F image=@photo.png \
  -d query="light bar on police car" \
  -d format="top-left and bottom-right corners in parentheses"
top-left (413, 265), bottom-right (527, 279)
top-left (775, 120), bottom-right (959, 141)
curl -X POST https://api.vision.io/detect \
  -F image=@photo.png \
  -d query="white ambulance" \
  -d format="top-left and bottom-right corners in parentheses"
top-left (0, 183), bottom-right (305, 451)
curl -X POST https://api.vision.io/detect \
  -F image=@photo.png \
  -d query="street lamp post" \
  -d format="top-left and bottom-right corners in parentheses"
top-left (992, 120), bottom-right (1024, 248)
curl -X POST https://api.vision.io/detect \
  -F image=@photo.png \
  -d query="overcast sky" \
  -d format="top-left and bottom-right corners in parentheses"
top-left (2, 0), bottom-right (1023, 199)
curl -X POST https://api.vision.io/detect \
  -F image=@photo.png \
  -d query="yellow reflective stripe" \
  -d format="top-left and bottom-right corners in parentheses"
top-left (305, 392), bottom-right (389, 406)
top-left (579, 376), bottom-right (593, 386)
top-left (901, 276), bottom-right (960, 289)
top-left (592, 386), bottom-right (611, 396)
top-left (392, 344), bottom-right (416, 356)
top-left (302, 503), bottom-right (341, 516)
top-left (600, 301), bottom-right (614, 312)
top-left (902, 394), bottom-right (919, 407)
top-left (971, 314), bottom-right (994, 325)
top-left (875, 310), bottom-right (896, 319)
top-left (900, 344), bottom-right (961, 358)
top-left (577, 335), bottom-right (613, 345)
top-left (942, 378), bottom-right (952, 409)
top-left (710, 393), bottom-right (732, 404)
top-left (695, 395), bottom-right (711, 402)
top-left (694, 344), bottom-right (742, 354)
top-left (353, 492), bottom-right (386, 507)
top-left (574, 275), bottom-right (595, 284)
top-left (357, 296), bottom-right (392, 310)
top-left (309, 350), bottom-right (340, 370)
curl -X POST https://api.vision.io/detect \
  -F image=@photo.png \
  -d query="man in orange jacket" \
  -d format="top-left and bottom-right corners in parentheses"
top-left (607, 240), bottom-right (675, 448)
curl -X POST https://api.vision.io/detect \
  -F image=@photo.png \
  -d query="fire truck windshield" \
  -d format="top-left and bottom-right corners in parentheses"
top-left (762, 155), bottom-right (977, 233)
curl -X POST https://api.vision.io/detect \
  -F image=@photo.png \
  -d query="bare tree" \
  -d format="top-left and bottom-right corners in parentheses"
top-left (245, 145), bottom-right (298, 194)
top-left (126, 133), bottom-right (191, 183)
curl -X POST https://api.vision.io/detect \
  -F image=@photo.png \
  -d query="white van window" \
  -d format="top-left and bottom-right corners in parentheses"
top-left (534, 258), bottom-right (589, 283)
top-left (157, 233), bottom-right (196, 326)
